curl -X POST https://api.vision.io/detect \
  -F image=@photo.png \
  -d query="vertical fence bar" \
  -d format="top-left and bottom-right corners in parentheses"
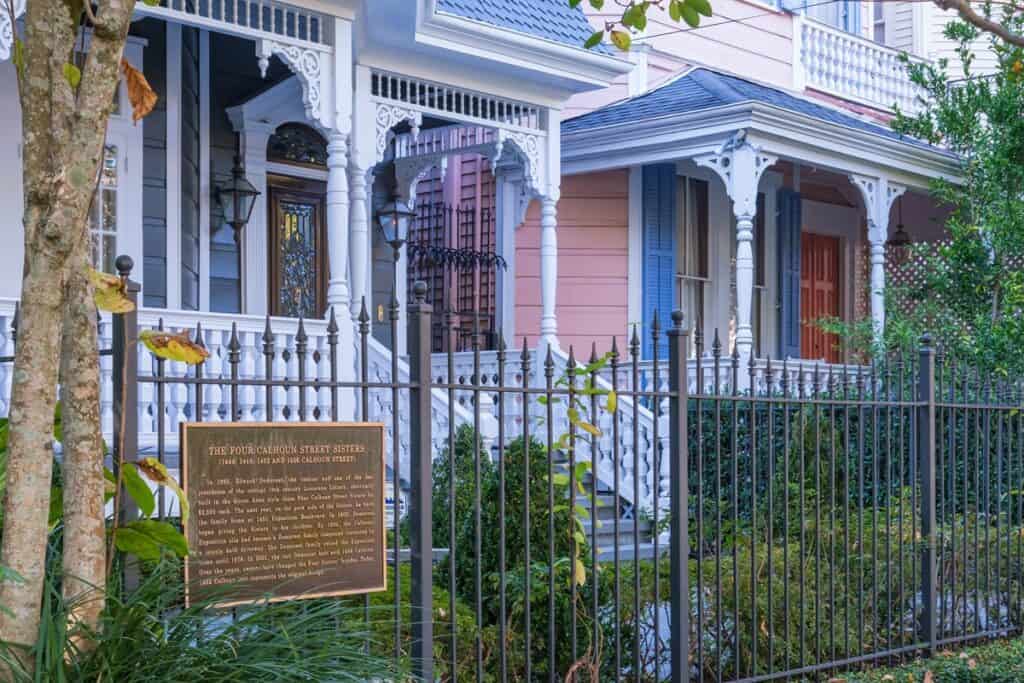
top-left (668, 311), bottom-right (689, 683)
top-left (918, 335), bottom-right (937, 653)
top-left (407, 281), bottom-right (434, 681)
top-left (112, 259), bottom-right (140, 521)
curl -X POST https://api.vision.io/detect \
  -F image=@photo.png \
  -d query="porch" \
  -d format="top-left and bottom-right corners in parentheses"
top-left (561, 66), bottom-right (961, 374)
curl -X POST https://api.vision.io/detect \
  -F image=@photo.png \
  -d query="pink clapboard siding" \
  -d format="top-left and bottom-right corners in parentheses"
top-left (515, 170), bottom-right (629, 354)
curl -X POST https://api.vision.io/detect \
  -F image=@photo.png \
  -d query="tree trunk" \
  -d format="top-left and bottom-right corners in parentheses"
top-left (0, 0), bottom-right (135, 666)
top-left (59, 237), bottom-right (105, 646)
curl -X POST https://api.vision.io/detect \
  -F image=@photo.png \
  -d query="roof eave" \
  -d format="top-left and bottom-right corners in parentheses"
top-left (562, 101), bottom-right (963, 187)
top-left (418, 0), bottom-right (633, 92)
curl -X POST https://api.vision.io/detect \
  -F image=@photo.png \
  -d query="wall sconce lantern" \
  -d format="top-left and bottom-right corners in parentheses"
top-left (886, 196), bottom-right (912, 264)
top-left (376, 199), bottom-right (416, 253)
top-left (216, 155), bottom-right (261, 245)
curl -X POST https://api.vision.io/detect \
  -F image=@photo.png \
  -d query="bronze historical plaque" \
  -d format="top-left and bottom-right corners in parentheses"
top-left (181, 422), bottom-right (386, 607)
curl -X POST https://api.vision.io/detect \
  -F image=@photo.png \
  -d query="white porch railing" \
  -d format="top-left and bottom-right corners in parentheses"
top-left (0, 299), bottom-right (866, 514)
top-left (795, 16), bottom-right (927, 113)
top-left (430, 348), bottom-right (662, 512)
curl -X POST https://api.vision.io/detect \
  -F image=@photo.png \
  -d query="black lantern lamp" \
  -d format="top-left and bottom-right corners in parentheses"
top-left (216, 155), bottom-right (260, 245)
top-left (886, 196), bottom-right (912, 264)
top-left (376, 199), bottom-right (415, 254)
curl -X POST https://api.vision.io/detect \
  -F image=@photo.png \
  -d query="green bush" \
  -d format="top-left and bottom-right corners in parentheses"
top-left (848, 638), bottom-right (1024, 683)
top-left (0, 556), bottom-right (401, 682)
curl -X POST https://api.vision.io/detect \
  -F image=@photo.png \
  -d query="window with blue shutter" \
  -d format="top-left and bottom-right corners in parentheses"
top-left (642, 164), bottom-right (676, 359)
top-left (777, 188), bottom-right (802, 359)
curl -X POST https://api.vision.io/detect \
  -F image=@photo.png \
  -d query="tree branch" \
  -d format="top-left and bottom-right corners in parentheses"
top-left (933, 0), bottom-right (1024, 48)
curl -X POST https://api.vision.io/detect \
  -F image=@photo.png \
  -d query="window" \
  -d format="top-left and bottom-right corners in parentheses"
top-left (872, 1), bottom-right (885, 43)
top-left (676, 176), bottom-right (709, 351)
top-left (90, 144), bottom-right (119, 273)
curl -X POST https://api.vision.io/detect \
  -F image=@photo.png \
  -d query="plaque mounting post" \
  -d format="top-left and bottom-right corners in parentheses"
top-left (407, 280), bottom-right (433, 681)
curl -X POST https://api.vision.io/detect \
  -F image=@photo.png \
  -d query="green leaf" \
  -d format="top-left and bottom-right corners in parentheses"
top-left (588, 0), bottom-right (604, 8)
top-left (570, 0), bottom-right (582, 5)
top-left (584, 30), bottom-right (604, 49)
top-left (669, 0), bottom-right (683, 21)
top-left (103, 467), bottom-right (117, 504)
top-left (607, 390), bottom-right (618, 413)
top-left (687, 0), bottom-right (713, 18)
top-left (119, 519), bottom-right (188, 559)
top-left (550, 473), bottom-right (570, 486)
top-left (62, 63), bottom-right (82, 89)
top-left (114, 527), bottom-right (162, 561)
top-left (141, 0), bottom-right (161, 6)
top-left (610, 30), bottom-right (631, 51)
top-left (680, 3), bottom-right (701, 27)
top-left (578, 421), bottom-right (602, 437)
top-left (124, 464), bottom-right (156, 519)
top-left (573, 530), bottom-right (586, 546)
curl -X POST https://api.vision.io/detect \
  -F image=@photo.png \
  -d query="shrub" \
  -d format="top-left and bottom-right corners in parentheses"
top-left (0, 556), bottom-right (401, 682)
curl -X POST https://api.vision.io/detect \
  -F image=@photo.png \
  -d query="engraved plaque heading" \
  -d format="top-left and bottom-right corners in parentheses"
top-left (182, 422), bottom-right (386, 607)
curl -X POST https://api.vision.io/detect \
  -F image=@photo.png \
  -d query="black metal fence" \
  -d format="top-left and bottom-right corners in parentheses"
top-left (2, 257), bottom-right (1023, 682)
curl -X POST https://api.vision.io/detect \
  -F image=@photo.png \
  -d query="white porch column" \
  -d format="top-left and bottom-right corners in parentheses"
top-left (850, 174), bottom-right (906, 345)
top-left (536, 106), bottom-right (561, 355)
top-left (350, 65), bottom-right (375, 322)
top-left (326, 132), bottom-right (351, 310)
top-left (349, 164), bottom-right (370, 317)
top-left (696, 132), bottom-right (777, 362)
top-left (494, 167), bottom-right (523, 345)
top-left (238, 124), bottom-right (273, 316)
top-left (538, 195), bottom-right (559, 353)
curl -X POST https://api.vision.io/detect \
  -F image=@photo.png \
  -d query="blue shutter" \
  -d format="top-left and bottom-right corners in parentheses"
top-left (642, 164), bottom-right (676, 359)
top-left (777, 189), bottom-right (802, 359)
top-left (843, 0), bottom-right (861, 34)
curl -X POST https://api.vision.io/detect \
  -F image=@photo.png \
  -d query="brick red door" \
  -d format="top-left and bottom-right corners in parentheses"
top-left (800, 233), bottom-right (841, 362)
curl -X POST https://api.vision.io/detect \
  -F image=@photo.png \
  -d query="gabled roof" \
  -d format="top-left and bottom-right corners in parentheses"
top-left (436, 0), bottom-right (610, 53)
top-left (562, 67), bottom-right (935, 150)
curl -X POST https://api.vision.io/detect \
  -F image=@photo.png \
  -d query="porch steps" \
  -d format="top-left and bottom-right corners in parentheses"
top-left (552, 456), bottom-right (657, 561)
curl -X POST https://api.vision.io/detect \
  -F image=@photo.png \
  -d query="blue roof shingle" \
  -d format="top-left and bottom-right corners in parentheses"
top-left (437, 0), bottom-right (610, 53)
top-left (562, 67), bottom-right (936, 150)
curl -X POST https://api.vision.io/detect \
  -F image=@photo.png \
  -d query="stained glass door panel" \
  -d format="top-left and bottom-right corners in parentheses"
top-left (268, 176), bottom-right (327, 319)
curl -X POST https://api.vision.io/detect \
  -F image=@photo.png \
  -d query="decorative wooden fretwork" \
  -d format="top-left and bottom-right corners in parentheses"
top-left (370, 69), bottom-right (542, 132)
top-left (137, 0), bottom-right (330, 46)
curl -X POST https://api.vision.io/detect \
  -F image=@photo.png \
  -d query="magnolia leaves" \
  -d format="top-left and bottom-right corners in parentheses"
top-left (138, 329), bottom-right (210, 365)
top-left (90, 268), bottom-right (135, 313)
top-left (111, 457), bottom-right (190, 562)
top-left (136, 456), bottom-right (190, 527)
top-left (577, 0), bottom-right (713, 50)
top-left (90, 268), bottom-right (209, 365)
top-left (121, 58), bottom-right (157, 122)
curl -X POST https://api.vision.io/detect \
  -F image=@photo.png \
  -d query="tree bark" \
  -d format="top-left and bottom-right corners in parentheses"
top-left (58, 237), bottom-right (105, 647)
top-left (933, 0), bottom-right (1024, 49)
top-left (0, 0), bottom-right (135, 666)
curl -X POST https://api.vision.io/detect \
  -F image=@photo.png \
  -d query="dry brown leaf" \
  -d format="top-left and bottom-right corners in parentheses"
top-left (923, 671), bottom-right (934, 683)
top-left (967, 658), bottom-right (977, 669)
top-left (122, 58), bottom-right (157, 122)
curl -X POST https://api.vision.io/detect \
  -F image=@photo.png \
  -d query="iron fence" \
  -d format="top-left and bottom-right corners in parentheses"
top-left (2, 256), bottom-right (1023, 681)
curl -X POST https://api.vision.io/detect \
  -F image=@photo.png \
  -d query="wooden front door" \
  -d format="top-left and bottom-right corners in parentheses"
top-left (267, 174), bottom-right (328, 319)
top-left (800, 232), bottom-right (841, 362)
